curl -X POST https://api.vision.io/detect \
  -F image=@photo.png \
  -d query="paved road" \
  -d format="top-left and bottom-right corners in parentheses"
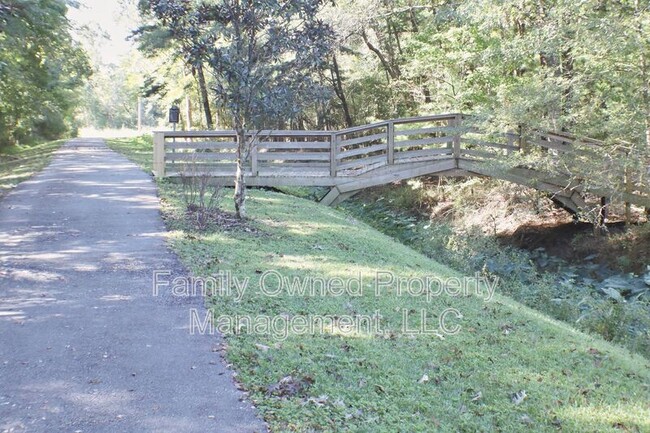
top-left (0, 139), bottom-right (266, 432)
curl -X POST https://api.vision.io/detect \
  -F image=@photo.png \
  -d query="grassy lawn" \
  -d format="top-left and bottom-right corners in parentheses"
top-left (0, 140), bottom-right (66, 197)
top-left (109, 137), bottom-right (650, 433)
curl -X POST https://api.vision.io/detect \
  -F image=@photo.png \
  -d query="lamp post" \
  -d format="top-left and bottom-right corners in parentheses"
top-left (169, 105), bottom-right (180, 131)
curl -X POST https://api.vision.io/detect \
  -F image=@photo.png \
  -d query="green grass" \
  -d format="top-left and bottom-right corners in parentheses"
top-left (0, 140), bottom-right (66, 196)
top-left (108, 136), bottom-right (155, 173)
top-left (109, 137), bottom-right (650, 433)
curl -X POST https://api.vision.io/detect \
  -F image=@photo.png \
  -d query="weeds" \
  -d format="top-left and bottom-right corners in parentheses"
top-left (179, 159), bottom-right (223, 230)
top-left (343, 191), bottom-right (650, 358)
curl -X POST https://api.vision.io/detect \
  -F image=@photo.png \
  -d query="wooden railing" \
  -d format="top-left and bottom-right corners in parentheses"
top-left (152, 113), bottom-right (648, 207)
top-left (153, 114), bottom-right (521, 178)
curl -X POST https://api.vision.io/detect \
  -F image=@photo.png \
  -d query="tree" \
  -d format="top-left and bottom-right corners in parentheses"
top-left (135, 0), bottom-right (216, 129)
top-left (201, 0), bottom-right (335, 218)
top-left (0, 0), bottom-right (90, 146)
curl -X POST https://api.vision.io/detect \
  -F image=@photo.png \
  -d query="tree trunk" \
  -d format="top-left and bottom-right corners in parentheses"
top-left (197, 64), bottom-right (214, 129)
top-left (184, 94), bottom-right (192, 130)
top-left (331, 55), bottom-right (353, 128)
top-left (361, 30), bottom-right (400, 81)
top-left (560, 46), bottom-right (574, 123)
top-left (422, 85), bottom-right (432, 104)
top-left (234, 127), bottom-right (247, 219)
top-left (137, 96), bottom-right (143, 131)
top-left (635, 0), bottom-right (650, 215)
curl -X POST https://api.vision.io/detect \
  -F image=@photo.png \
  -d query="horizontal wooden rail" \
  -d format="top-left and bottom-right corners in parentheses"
top-left (152, 113), bottom-right (649, 209)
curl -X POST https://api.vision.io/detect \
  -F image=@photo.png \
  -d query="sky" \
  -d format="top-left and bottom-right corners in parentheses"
top-left (67, 0), bottom-right (138, 65)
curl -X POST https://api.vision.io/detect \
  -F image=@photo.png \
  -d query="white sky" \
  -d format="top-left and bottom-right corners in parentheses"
top-left (67, 0), bottom-right (138, 65)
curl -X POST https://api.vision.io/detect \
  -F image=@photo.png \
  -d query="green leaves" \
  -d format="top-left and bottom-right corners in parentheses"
top-left (0, 0), bottom-right (90, 146)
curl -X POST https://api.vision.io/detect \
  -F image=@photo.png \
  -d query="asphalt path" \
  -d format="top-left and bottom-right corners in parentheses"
top-left (0, 139), bottom-right (266, 432)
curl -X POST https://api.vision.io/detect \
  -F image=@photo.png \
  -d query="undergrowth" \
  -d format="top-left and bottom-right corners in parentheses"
top-left (341, 182), bottom-right (650, 358)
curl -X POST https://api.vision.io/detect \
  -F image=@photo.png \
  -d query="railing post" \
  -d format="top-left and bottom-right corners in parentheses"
top-left (330, 132), bottom-right (338, 177)
top-left (387, 121), bottom-right (395, 165)
top-left (506, 133), bottom-right (516, 156)
top-left (518, 125), bottom-right (529, 155)
top-left (452, 114), bottom-right (462, 160)
top-left (624, 151), bottom-right (631, 225)
top-left (153, 131), bottom-right (165, 177)
top-left (251, 134), bottom-right (259, 177)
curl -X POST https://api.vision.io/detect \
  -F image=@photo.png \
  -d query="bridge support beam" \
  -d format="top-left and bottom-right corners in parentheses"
top-left (320, 187), bottom-right (360, 207)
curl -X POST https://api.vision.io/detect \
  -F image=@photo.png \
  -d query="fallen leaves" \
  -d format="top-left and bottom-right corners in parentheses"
top-left (267, 375), bottom-right (314, 398)
top-left (303, 395), bottom-right (329, 407)
top-left (510, 390), bottom-right (527, 405)
top-left (519, 414), bottom-right (534, 425)
top-left (255, 343), bottom-right (271, 352)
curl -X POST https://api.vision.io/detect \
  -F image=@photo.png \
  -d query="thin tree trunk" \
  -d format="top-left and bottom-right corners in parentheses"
top-left (197, 64), bottom-right (214, 129)
top-left (361, 30), bottom-right (399, 81)
top-left (184, 94), bottom-right (192, 130)
top-left (635, 0), bottom-right (650, 215)
top-left (331, 55), bottom-right (353, 128)
top-left (234, 127), bottom-right (247, 219)
top-left (137, 96), bottom-right (143, 131)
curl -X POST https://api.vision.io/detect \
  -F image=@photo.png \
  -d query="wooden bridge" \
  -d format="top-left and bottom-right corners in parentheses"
top-left (153, 113), bottom-right (649, 214)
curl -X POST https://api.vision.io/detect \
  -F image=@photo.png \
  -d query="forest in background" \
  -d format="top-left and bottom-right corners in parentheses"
top-left (2, 0), bottom-right (649, 153)
top-left (0, 0), bottom-right (90, 146)
top-left (129, 0), bottom-right (650, 147)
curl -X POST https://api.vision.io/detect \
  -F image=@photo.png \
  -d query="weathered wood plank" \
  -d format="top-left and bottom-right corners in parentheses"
top-left (256, 152), bottom-right (330, 161)
top-left (395, 126), bottom-right (453, 136)
top-left (259, 162), bottom-right (331, 169)
top-left (167, 152), bottom-right (237, 162)
top-left (338, 144), bottom-right (386, 159)
top-left (338, 132), bottom-right (387, 148)
top-left (328, 190), bottom-right (360, 206)
top-left (336, 154), bottom-right (388, 171)
top-left (391, 113), bottom-right (458, 125)
top-left (256, 130), bottom-right (332, 137)
top-left (387, 121), bottom-right (395, 165)
top-left (338, 122), bottom-right (388, 135)
top-left (153, 132), bottom-right (165, 177)
top-left (160, 130), bottom-right (237, 138)
top-left (451, 115), bottom-right (461, 159)
top-left (394, 135), bottom-right (453, 148)
top-left (395, 148), bottom-right (453, 159)
top-left (337, 159), bottom-right (456, 193)
top-left (319, 187), bottom-right (342, 206)
top-left (257, 141), bottom-right (330, 150)
top-left (156, 113), bottom-right (648, 209)
top-left (330, 133), bottom-right (337, 177)
top-left (165, 141), bottom-right (238, 150)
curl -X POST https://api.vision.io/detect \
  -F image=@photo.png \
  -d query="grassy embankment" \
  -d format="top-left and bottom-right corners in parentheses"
top-left (108, 136), bottom-right (649, 433)
top-left (0, 140), bottom-right (65, 196)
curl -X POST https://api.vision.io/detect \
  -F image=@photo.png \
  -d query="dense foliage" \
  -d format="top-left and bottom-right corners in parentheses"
top-left (0, 0), bottom-right (90, 146)
top-left (138, 0), bottom-right (336, 217)
top-left (131, 0), bottom-right (650, 148)
top-left (323, 0), bottom-right (649, 144)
